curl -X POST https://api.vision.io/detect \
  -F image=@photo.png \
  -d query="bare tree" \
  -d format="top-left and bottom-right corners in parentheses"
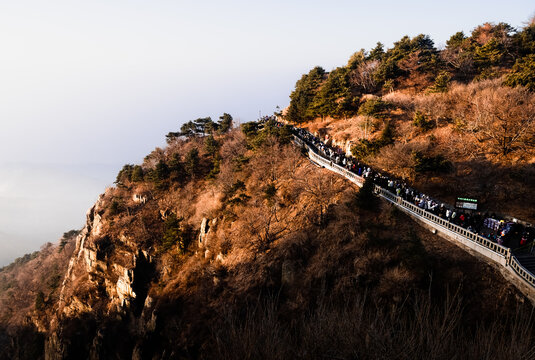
top-left (374, 143), bottom-right (423, 181)
top-left (297, 166), bottom-right (347, 227)
top-left (242, 200), bottom-right (290, 252)
top-left (467, 86), bottom-right (535, 156)
top-left (241, 141), bottom-right (305, 252)
top-left (440, 49), bottom-right (474, 78)
top-left (349, 60), bottom-right (379, 92)
top-left (414, 93), bottom-right (450, 128)
top-left (397, 51), bottom-right (421, 73)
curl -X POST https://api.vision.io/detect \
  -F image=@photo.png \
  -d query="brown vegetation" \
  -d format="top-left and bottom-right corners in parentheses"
top-left (0, 121), bottom-right (533, 358)
top-left (301, 79), bottom-right (535, 223)
top-left (0, 232), bottom-right (77, 330)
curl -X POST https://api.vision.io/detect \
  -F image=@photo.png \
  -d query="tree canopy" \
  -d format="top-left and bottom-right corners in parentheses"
top-left (505, 54), bottom-right (535, 90)
top-left (285, 21), bottom-right (535, 124)
top-left (166, 114), bottom-right (234, 142)
top-left (286, 66), bottom-right (326, 123)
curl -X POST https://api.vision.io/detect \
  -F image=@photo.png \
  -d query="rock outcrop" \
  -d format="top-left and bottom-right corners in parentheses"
top-left (47, 188), bottom-right (157, 358)
top-left (198, 217), bottom-right (217, 248)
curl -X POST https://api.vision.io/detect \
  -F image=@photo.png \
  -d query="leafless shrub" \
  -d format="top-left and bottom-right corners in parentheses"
top-left (374, 142), bottom-right (427, 180)
top-left (0, 234), bottom-right (77, 328)
top-left (219, 128), bottom-right (247, 162)
top-left (440, 48), bottom-right (475, 78)
top-left (382, 91), bottom-right (415, 110)
top-left (465, 85), bottom-right (535, 156)
top-left (206, 290), bottom-right (535, 360)
top-left (349, 60), bottom-right (379, 92)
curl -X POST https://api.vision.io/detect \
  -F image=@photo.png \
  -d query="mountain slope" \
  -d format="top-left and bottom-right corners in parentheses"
top-left (284, 20), bottom-right (535, 223)
top-left (1, 123), bottom-right (533, 359)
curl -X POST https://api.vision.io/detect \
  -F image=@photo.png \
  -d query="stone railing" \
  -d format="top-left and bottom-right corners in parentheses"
top-left (297, 134), bottom-right (535, 294)
top-left (374, 186), bottom-right (510, 265)
top-left (308, 149), bottom-right (364, 187)
top-left (510, 256), bottom-right (535, 287)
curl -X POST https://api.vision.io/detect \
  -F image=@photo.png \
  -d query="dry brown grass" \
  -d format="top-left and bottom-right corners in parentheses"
top-left (4, 126), bottom-right (533, 358)
top-left (299, 79), bottom-right (535, 222)
top-left (383, 90), bottom-right (415, 109)
top-left (205, 289), bottom-right (535, 360)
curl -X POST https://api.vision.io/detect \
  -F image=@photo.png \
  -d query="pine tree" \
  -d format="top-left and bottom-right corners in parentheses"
top-left (368, 42), bottom-right (385, 61)
top-left (218, 113), bottom-right (233, 133)
top-left (169, 153), bottom-right (186, 183)
top-left (505, 54), bottom-right (535, 90)
top-left (184, 148), bottom-right (200, 178)
top-left (131, 165), bottom-right (144, 182)
top-left (204, 135), bottom-right (220, 156)
top-left (428, 72), bottom-right (451, 93)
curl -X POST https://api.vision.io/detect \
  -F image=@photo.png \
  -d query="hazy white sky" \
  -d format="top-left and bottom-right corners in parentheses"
top-left (0, 0), bottom-right (533, 265)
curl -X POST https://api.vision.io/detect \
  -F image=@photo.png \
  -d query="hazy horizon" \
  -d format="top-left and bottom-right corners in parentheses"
top-left (0, 0), bottom-right (533, 266)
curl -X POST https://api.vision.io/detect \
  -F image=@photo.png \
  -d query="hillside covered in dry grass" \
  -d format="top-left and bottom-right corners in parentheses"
top-left (0, 120), bottom-right (534, 359)
top-left (285, 20), bottom-right (535, 223)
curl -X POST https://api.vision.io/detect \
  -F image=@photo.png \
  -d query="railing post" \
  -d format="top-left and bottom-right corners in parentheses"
top-left (506, 248), bottom-right (511, 266)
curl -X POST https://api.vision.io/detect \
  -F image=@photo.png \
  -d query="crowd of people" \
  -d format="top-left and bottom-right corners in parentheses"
top-left (290, 125), bottom-right (535, 250)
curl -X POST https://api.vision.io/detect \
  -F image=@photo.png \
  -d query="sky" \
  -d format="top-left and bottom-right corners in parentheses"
top-left (0, 0), bottom-right (533, 265)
